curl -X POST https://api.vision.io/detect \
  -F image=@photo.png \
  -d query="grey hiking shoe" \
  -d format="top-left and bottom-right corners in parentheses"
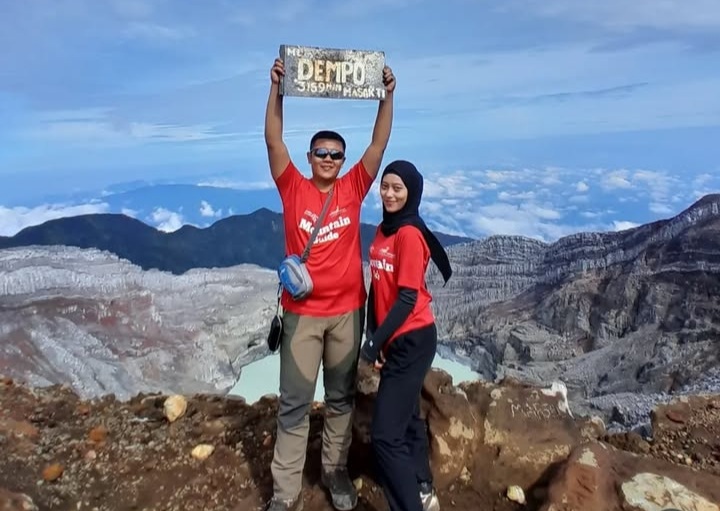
top-left (419, 481), bottom-right (440, 511)
top-left (267, 495), bottom-right (303, 511)
top-left (321, 467), bottom-right (358, 510)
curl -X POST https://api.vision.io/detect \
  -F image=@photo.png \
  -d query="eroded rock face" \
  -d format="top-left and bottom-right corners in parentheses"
top-left (426, 194), bottom-right (720, 414)
top-left (457, 375), bottom-right (605, 495)
top-left (541, 442), bottom-right (720, 511)
top-left (422, 370), bottom-right (480, 489)
top-left (0, 247), bottom-right (279, 400)
top-left (354, 367), bottom-right (720, 510)
top-left (354, 368), bottom-right (606, 492)
top-left (468, 379), bottom-right (593, 493)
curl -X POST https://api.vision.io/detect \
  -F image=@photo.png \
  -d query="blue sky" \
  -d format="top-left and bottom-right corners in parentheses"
top-left (1, 0), bottom-right (719, 240)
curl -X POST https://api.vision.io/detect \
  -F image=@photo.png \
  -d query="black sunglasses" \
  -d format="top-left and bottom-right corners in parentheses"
top-left (311, 148), bottom-right (345, 161)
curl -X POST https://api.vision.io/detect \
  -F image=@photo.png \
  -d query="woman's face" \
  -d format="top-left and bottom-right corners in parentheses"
top-left (380, 173), bottom-right (408, 213)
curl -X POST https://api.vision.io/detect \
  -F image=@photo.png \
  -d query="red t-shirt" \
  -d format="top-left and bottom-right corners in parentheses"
top-left (274, 159), bottom-right (374, 316)
top-left (368, 225), bottom-right (435, 351)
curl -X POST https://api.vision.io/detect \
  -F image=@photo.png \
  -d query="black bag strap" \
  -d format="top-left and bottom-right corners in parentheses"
top-left (300, 186), bottom-right (334, 263)
top-left (275, 282), bottom-right (282, 313)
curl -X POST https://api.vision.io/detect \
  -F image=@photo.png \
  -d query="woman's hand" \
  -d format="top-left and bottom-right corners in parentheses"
top-left (360, 337), bottom-right (379, 363)
top-left (373, 351), bottom-right (386, 371)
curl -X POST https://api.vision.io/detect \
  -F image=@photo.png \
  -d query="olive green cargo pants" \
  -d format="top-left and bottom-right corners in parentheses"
top-left (270, 306), bottom-right (364, 501)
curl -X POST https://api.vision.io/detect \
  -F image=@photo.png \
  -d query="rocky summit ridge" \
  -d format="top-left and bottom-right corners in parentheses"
top-left (1, 369), bottom-right (719, 511)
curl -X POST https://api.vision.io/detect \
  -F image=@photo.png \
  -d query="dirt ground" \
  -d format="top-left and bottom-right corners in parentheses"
top-left (1, 376), bottom-right (718, 511)
top-left (1, 378), bottom-right (517, 511)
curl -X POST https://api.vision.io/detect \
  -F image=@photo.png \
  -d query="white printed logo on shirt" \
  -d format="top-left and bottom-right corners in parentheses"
top-left (370, 245), bottom-right (394, 280)
top-left (298, 211), bottom-right (351, 246)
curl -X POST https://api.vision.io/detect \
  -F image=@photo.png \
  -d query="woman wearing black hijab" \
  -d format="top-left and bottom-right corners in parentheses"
top-left (360, 160), bottom-right (452, 511)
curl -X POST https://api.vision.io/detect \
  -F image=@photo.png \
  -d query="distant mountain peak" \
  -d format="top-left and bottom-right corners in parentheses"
top-left (0, 208), bottom-right (473, 274)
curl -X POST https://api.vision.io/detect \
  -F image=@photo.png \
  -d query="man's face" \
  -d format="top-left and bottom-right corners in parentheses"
top-left (307, 138), bottom-right (345, 182)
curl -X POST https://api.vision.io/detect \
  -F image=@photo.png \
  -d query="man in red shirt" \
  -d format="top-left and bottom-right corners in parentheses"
top-left (264, 57), bottom-right (396, 511)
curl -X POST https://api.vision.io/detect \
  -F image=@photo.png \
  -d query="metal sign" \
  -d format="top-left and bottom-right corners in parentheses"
top-left (279, 44), bottom-right (386, 100)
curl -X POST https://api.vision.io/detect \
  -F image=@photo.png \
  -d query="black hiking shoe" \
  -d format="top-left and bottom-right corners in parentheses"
top-left (321, 467), bottom-right (358, 510)
top-left (266, 495), bottom-right (303, 511)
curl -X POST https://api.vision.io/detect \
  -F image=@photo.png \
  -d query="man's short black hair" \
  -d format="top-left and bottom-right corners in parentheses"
top-left (310, 130), bottom-right (346, 152)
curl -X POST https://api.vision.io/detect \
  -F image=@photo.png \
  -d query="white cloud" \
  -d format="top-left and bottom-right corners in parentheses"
top-left (361, 164), bottom-right (706, 241)
top-left (631, 169), bottom-right (684, 215)
top-left (329, 0), bottom-right (425, 19)
top-left (693, 173), bottom-right (714, 187)
top-left (121, 208), bottom-right (138, 217)
top-left (649, 202), bottom-right (674, 215)
top-left (199, 200), bottom-right (221, 218)
top-left (150, 207), bottom-right (185, 232)
top-left (227, 0), bottom-right (321, 26)
top-left (123, 22), bottom-right (195, 41)
top-left (394, 43), bottom-right (720, 141)
top-left (22, 109), bottom-right (235, 146)
top-left (452, 201), bottom-right (574, 241)
top-left (228, 11), bottom-right (256, 27)
top-left (612, 220), bottom-right (640, 231)
top-left (569, 194), bottom-right (590, 203)
top-left (484, 169), bottom-right (529, 184)
top-left (529, 204), bottom-right (563, 220)
top-left (601, 170), bottom-right (633, 190)
top-left (127, 122), bottom-right (228, 141)
top-left (540, 167), bottom-right (563, 186)
top-left (110, 0), bottom-right (155, 19)
top-left (512, 0), bottom-right (720, 31)
top-left (691, 173), bottom-right (719, 200)
top-left (498, 190), bottom-right (536, 201)
top-left (0, 202), bottom-right (109, 236)
top-left (632, 169), bottom-right (673, 194)
top-left (196, 179), bottom-right (274, 190)
top-left (423, 172), bottom-right (487, 200)
top-left (420, 201), bottom-right (443, 215)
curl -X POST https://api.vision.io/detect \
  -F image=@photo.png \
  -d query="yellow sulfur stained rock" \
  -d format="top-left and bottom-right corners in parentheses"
top-left (163, 395), bottom-right (187, 422)
top-left (507, 485), bottom-right (526, 504)
top-left (191, 444), bottom-right (215, 461)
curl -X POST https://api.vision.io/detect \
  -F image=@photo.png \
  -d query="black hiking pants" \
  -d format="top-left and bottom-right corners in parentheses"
top-left (370, 322), bottom-right (437, 511)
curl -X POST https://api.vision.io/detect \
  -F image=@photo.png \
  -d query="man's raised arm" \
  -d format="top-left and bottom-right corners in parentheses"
top-left (265, 58), bottom-right (291, 180)
top-left (361, 66), bottom-right (396, 179)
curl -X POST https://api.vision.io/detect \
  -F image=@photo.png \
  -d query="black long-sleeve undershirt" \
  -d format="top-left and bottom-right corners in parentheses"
top-left (362, 285), bottom-right (418, 362)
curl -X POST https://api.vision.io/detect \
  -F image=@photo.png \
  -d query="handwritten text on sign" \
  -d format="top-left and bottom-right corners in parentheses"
top-left (279, 45), bottom-right (386, 100)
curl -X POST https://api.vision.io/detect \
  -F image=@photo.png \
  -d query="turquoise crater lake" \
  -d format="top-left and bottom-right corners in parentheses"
top-left (230, 351), bottom-right (481, 403)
